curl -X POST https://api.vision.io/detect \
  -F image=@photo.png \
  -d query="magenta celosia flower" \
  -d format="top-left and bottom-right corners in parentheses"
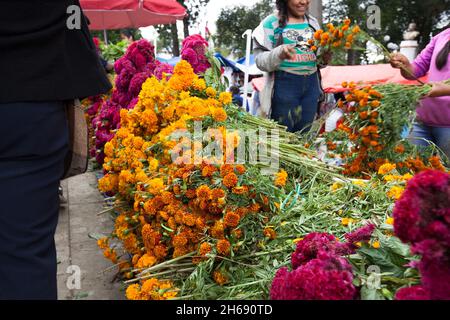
top-left (291, 232), bottom-right (337, 269)
top-left (128, 72), bottom-right (149, 97)
top-left (271, 251), bottom-right (356, 300)
top-left (394, 170), bottom-right (450, 245)
top-left (418, 254), bottom-right (450, 300)
top-left (395, 286), bottom-right (430, 300)
top-left (181, 34), bottom-right (210, 74)
top-left (345, 223), bottom-right (376, 244)
top-left (392, 170), bottom-right (450, 301)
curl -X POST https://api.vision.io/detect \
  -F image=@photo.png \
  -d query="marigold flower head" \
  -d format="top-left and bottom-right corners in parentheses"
top-left (264, 227), bottom-right (277, 240)
top-left (136, 254), bottom-right (157, 269)
top-left (223, 172), bottom-right (238, 188)
top-left (224, 211), bottom-right (240, 228)
top-left (219, 92), bottom-right (232, 105)
top-left (211, 188), bottom-right (226, 200)
top-left (212, 107), bottom-right (227, 122)
top-left (216, 239), bottom-right (231, 256)
top-left (387, 186), bottom-right (404, 200)
top-left (126, 284), bottom-right (142, 300)
top-left (199, 242), bottom-right (212, 256)
top-left (378, 163), bottom-right (396, 175)
top-left (232, 186), bottom-right (248, 195)
top-left (196, 185), bottom-right (211, 199)
top-left (205, 87), bottom-right (217, 97)
top-left (213, 270), bottom-right (228, 285)
top-left (274, 169), bottom-right (288, 187)
top-left (97, 237), bottom-right (109, 250)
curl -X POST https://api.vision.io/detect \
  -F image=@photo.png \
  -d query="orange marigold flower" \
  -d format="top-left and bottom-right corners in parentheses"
top-left (219, 92), bottom-right (232, 105)
top-left (183, 213), bottom-right (196, 226)
top-left (199, 242), bottom-right (212, 256)
top-left (232, 185), bottom-right (248, 195)
top-left (232, 228), bottom-right (243, 239)
top-left (185, 189), bottom-right (197, 199)
top-left (235, 164), bottom-right (246, 174)
top-left (212, 108), bottom-right (227, 122)
top-left (213, 270), bottom-right (228, 286)
top-left (224, 211), bottom-right (240, 228)
top-left (344, 18), bottom-right (351, 25)
top-left (196, 185), bottom-right (211, 199)
top-left (274, 169), bottom-right (288, 187)
top-left (126, 284), bottom-right (142, 300)
top-left (173, 234), bottom-right (188, 247)
top-left (97, 237), bottom-right (109, 250)
top-left (202, 164), bottom-right (217, 177)
top-left (220, 164), bottom-right (234, 177)
top-left (371, 100), bottom-right (381, 108)
top-left (359, 111), bottom-right (369, 120)
top-left (223, 172), bottom-right (238, 188)
top-left (216, 239), bottom-right (231, 256)
top-left (352, 26), bottom-right (361, 33)
top-left (394, 144), bottom-right (405, 153)
top-left (154, 245), bottom-right (168, 260)
top-left (211, 188), bottom-right (226, 200)
top-left (263, 227), bottom-right (277, 240)
top-left (210, 220), bottom-right (225, 239)
top-left (249, 202), bottom-right (261, 213)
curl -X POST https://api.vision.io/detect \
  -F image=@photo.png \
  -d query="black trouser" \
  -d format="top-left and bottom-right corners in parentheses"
top-left (0, 101), bottom-right (68, 299)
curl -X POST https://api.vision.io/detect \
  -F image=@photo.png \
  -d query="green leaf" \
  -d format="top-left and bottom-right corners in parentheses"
top-left (357, 247), bottom-right (407, 278)
top-left (88, 233), bottom-right (106, 240)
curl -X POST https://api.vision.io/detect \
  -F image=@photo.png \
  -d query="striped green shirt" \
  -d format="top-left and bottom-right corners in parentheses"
top-left (263, 15), bottom-right (317, 75)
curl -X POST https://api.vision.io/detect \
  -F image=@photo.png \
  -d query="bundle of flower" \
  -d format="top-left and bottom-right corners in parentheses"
top-left (321, 81), bottom-right (448, 177)
top-left (181, 34), bottom-right (211, 75)
top-left (393, 170), bottom-right (450, 300)
top-left (310, 19), bottom-right (361, 65)
top-left (92, 39), bottom-right (174, 164)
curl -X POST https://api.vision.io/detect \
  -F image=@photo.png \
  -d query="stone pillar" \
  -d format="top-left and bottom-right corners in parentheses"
top-left (309, 0), bottom-right (323, 25)
top-left (400, 40), bottom-right (419, 62)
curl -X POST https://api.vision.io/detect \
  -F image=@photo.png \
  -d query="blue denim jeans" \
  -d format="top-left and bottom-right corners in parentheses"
top-left (271, 71), bottom-right (322, 133)
top-left (409, 122), bottom-right (450, 160)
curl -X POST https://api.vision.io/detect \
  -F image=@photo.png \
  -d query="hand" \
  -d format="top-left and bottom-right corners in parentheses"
top-left (389, 53), bottom-right (410, 69)
top-left (279, 45), bottom-right (296, 60)
top-left (321, 51), bottom-right (333, 65)
top-left (426, 82), bottom-right (450, 98)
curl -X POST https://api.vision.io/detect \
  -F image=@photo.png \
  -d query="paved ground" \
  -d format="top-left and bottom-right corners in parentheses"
top-left (56, 171), bottom-right (124, 300)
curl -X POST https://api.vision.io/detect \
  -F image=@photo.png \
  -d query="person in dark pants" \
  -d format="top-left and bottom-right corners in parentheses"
top-left (0, 1), bottom-right (111, 300)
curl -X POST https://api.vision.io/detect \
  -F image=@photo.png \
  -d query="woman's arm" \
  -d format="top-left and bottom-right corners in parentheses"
top-left (390, 35), bottom-right (437, 79)
top-left (254, 43), bottom-right (295, 73)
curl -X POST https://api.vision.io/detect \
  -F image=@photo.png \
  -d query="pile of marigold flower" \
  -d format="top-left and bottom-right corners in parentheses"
top-left (322, 81), bottom-right (448, 177)
top-left (97, 60), bottom-right (292, 299)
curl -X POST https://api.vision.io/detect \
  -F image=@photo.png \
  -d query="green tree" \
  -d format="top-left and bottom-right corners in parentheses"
top-left (216, 0), bottom-right (274, 57)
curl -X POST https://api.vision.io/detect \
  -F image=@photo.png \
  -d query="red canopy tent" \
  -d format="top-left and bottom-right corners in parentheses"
top-left (80, 0), bottom-right (186, 30)
top-left (252, 64), bottom-right (428, 93)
